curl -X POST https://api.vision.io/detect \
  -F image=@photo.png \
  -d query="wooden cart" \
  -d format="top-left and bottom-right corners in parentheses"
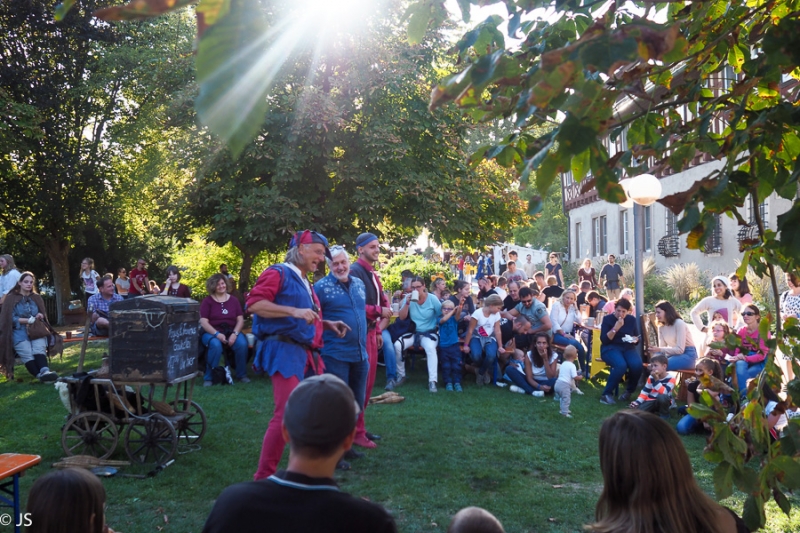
top-left (59, 296), bottom-right (206, 466)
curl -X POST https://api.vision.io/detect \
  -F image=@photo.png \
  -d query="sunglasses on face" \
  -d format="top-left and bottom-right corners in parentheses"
top-left (742, 312), bottom-right (758, 317)
top-left (521, 299), bottom-right (533, 304)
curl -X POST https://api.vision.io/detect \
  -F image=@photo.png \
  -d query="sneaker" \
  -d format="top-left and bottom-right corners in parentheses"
top-left (429, 381), bottom-right (438, 393)
top-left (394, 376), bottom-right (406, 387)
top-left (600, 394), bottom-right (616, 405)
top-left (561, 412), bottom-right (573, 418)
top-left (238, 376), bottom-right (251, 383)
top-left (39, 370), bottom-right (58, 383)
top-left (384, 379), bottom-right (396, 391)
top-left (509, 385), bottom-right (525, 394)
top-left (619, 391), bottom-right (632, 402)
top-left (454, 383), bottom-right (463, 392)
top-left (532, 391), bottom-right (545, 397)
top-left (204, 381), bottom-right (213, 387)
top-left (483, 372), bottom-right (492, 385)
top-left (475, 372), bottom-right (484, 386)
top-left (446, 383), bottom-right (454, 391)
top-left (495, 381), bottom-right (507, 388)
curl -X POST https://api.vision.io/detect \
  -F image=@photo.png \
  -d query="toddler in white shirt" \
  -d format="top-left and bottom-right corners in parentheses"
top-left (554, 346), bottom-right (583, 417)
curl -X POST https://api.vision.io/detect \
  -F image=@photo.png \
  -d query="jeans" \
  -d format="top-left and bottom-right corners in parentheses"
top-left (676, 414), bottom-right (701, 435)
top-left (322, 356), bottom-right (369, 412)
top-left (201, 332), bottom-right (249, 381)
top-left (666, 346), bottom-right (698, 371)
top-left (600, 344), bottom-right (643, 396)
top-left (735, 359), bottom-right (766, 393)
top-left (553, 333), bottom-right (587, 371)
top-left (395, 334), bottom-right (439, 383)
top-left (439, 344), bottom-right (462, 385)
top-left (504, 366), bottom-right (555, 393)
top-left (381, 329), bottom-right (397, 381)
top-left (469, 337), bottom-right (498, 376)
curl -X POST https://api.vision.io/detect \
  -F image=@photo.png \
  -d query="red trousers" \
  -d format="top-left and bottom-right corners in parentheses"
top-left (354, 328), bottom-right (379, 441)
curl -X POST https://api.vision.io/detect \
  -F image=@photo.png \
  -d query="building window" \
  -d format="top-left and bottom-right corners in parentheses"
top-left (704, 214), bottom-right (723, 256)
top-left (620, 210), bottom-right (629, 255)
top-left (644, 206), bottom-right (652, 252)
top-left (665, 209), bottom-right (678, 236)
top-left (747, 195), bottom-right (769, 229)
top-left (575, 222), bottom-right (582, 259)
top-left (592, 216), bottom-right (607, 256)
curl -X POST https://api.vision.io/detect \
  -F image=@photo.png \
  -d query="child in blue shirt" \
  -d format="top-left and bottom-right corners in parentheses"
top-left (439, 299), bottom-right (463, 391)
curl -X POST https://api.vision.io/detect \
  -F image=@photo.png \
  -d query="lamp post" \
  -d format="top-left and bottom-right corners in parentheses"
top-left (624, 174), bottom-right (662, 343)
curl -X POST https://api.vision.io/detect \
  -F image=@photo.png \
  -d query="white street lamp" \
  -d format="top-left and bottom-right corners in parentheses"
top-left (626, 173), bottom-right (662, 207)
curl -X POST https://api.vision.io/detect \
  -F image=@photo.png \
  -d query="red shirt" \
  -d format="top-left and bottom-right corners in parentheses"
top-left (128, 268), bottom-right (148, 295)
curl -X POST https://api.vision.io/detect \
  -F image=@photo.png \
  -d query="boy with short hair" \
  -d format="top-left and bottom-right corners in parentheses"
top-left (629, 354), bottom-right (676, 419)
top-left (554, 346), bottom-right (583, 417)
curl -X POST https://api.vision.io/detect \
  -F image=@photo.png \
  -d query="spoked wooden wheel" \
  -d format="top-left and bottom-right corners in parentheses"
top-left (124, 413), bottom-right (178, 465)
top-left (61, 412), bottom-right (119, 459)
top-left (170, 399), bottom-right (207, 444)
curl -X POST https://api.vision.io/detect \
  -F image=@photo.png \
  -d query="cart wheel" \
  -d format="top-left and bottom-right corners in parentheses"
top-left (170, 399), bottom-right (207, 444)
top-left (124, 413), bottom-right (178, 465)
top-left (61, 412), bottom-right (119, 460)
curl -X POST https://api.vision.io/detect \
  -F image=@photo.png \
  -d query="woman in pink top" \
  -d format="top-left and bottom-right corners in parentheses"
top-left (728, 273), bottom-right (753, 304)
top-left (731, 304), bottom-right (770, 394)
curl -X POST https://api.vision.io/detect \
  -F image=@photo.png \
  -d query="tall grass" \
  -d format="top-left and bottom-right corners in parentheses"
top-left (663, 263), bottom-right (708, 302)
top-left (734, 260), bottom-right (788, 313)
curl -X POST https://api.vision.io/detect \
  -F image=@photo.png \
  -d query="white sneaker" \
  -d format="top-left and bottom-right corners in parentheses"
top-left (532, 391), bottom-right (545, 397)
top-left (495, 382), bottom-right (508, 388)
top-left (575, 389), bottom-right (584, 395)
top-left (554, 393), bottom-right (561, 401)
top-left (509, 385), bottom-right (525, 394)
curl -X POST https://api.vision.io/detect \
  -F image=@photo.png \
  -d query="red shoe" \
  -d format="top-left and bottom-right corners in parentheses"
top-left (353, 436), bottom-right (377, 449)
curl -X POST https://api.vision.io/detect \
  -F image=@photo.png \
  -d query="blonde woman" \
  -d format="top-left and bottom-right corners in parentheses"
top-left (578, 258), bottom-right (598, 288)
top-left (551, 289), bottom-right (588, 376)
top-left (0, 254), bottom-right (21, 304)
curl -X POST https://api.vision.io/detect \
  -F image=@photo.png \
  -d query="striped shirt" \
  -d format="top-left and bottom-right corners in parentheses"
top-left (633, 374), bottom-right (676, 405)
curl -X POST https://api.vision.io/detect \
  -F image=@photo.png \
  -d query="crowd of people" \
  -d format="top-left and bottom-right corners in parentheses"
top-left (7, 236), bottom-right (800, 533)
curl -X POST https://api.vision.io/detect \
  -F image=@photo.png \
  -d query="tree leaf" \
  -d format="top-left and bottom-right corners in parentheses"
top-left (773, 487), bottom-right (792, 516)
top-left (54, 0), bottom-right (76, 21)
top-left (743, 494), bottom-right (766, 531)
top-left (570, 149), bottom-right (590, 182)
top-left (713, 462), bottom-right (734, 500)
top-left (196, 0), bottom-right (231, 27)
top-left (195, 0), bottom-right (270, 158)
top-left (407, 3), bottom-right (431, 45)
top-left (772, 455), bottom-right (800, 490)
top-left (94, 0), bottom-right (196, 21)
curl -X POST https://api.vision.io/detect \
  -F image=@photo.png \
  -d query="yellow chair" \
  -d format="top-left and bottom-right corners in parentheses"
top-left (589, 329), bottom-right (607, 379)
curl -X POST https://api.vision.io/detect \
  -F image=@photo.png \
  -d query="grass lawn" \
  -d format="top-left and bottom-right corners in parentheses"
top-left (2, 343), bottom-right (799, 532)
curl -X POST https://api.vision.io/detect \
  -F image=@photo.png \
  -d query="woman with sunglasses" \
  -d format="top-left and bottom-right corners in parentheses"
top-left (545, 253), bottom-right (563, 288)
top-left (731, 304), bottom-right (771, 395)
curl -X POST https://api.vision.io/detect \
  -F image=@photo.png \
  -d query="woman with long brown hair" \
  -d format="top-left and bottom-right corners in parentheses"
top-left (587, 410), bottom-right (749, 533)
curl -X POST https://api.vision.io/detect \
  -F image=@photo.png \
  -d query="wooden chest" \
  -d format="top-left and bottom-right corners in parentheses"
top-left (108, 295), bottom-right (199, 382)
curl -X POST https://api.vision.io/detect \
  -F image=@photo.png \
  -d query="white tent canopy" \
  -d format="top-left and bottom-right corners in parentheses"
top-left (493, 244), bottom-right (549, 275)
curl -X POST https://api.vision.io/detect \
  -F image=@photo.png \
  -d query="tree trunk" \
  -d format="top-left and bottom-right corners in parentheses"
top-left (44, 236), bottom-right (72, 325)
top-left (237, 246), bottom-right (255, 295)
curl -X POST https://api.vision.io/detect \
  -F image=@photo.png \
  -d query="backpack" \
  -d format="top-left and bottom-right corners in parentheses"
top-left (211, 366), bottom-right (233, 385)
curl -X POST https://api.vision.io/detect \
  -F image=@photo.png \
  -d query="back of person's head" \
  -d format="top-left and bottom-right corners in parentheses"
top-left (587, 290), bottom-right (602, 303)
top-left (447, 507), bottom-right (505, 533)
top-left (484, 294), bottom-right (503, 308)
top-left (546, 275), bottom-right (557, 286)
top-left (497, 277), bottom-right (507, 288)
top-left (588, 411), bottom-right (725, 533)
top-left (27, 467), bottom-right (106, 533)
top-left (580, 280), bottom-right (592, 291)
top-left (563, 345), bottom-right (578, 361)
top-left (283, 374), bottom-right (360, 459)
top-left (534, 271), bottom-right (544, 280)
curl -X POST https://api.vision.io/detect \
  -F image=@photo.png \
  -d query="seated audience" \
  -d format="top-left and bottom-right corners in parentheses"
top-left (690, 276), bottom-right (742, 333)
top-left (0, 254), bottom-right (21, 304)
top-left (438, 299), bottom-right (463, 392)
top-left (148, 279), bottom-right (160, 295)
top-left (27, 467), bottom-right (117, 533)
top-left (542, 275), bottom-right (564, 301)
top-left (448, 507), bottom-right (505, 533)
top-left (533, 271), bottom-right (546, 292)
top-left (87, 276), bottom-right (123, 336)
top-left (599, 298), bottom-right (642, 406)
top-left (627, 354), bottom-right (676, 419)
top-left (394, 276), bottom-right (442, 393)
top-left (731, 304), bottom-right (771, 395)
top-left (496, 314), bottom-right (532, 373)
top-left (115, 267), bottom-right (130, 298)
top-left (201, 375), bottom-right (397, 533)
top-left (462, 294), bottom-right (505, 386)
top-left (503, 287), bottom-right (552, 336)
top-left (647, 300), bottom-right (697, 371)
top-left (676, 357), bottom-right (724, 435)
top-left (503, 281), bottom-right (521, 311)
top-left (476, 277), bottom-right (498, 301)
top-left (504, 261), bottom-right (528, 284)
top-left (494, 276), bottom-right (508, 300)
top-left (702, 320), bottom-right (735, 367)
top-left (576, 280), bottom-right (592, 307)
top-left (503, 333), bottom-right (553, 396)
top-left (160, 265), bottom-right (192, 297)
top-left (602, 288), bottom-right (635, 316)
top-left (729, 273), bottom-right (752, 304)
top-left (586, 290), bottom-right (607, 318)
top-left (0, 272), bottom-right (57, 382)
top-left (430, 277), bottom-right (447, 301)
top-left (550, 290), bottom-right (588, 376)
top-left (199, 273), bottom-right (249, 386)
top-left (586, 410), bottom-right (751, 533)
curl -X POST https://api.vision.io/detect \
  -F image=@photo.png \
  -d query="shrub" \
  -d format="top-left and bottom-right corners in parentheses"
top-left (733, 259), bottom-right (788, 313)
top-left (380, 254), bottom-right (455, 293)
top-left (663, 263), bottom-right (707, 302)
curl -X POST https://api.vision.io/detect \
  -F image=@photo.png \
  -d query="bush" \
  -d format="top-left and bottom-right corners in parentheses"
top-left (381, 254), bottom-right (455, 293)
top-left (663, 262), bottom-right (707, 302)
top-left (734, 259), bottom-right (788, 313)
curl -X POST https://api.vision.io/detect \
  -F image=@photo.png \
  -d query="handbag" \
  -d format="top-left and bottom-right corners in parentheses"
top-left (26, 317), bottom-right (50, 340)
